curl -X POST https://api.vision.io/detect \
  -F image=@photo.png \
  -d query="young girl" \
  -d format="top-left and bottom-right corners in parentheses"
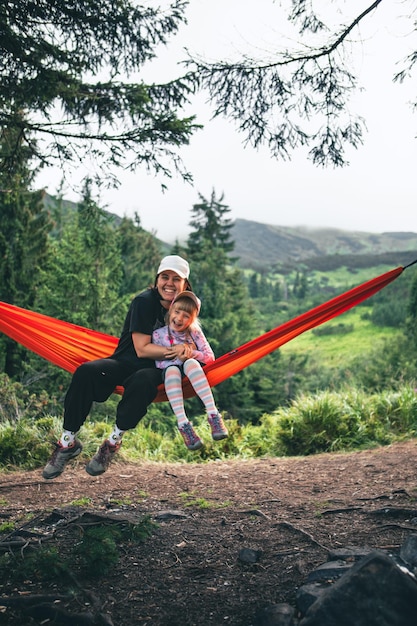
top-left (152, 290), bottom-right (228, 450)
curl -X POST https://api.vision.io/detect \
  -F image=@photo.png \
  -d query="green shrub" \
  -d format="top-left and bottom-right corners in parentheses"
top-left (372, 387), bottom-right (417, 434)
top-left (0, 374), bottom-right (61, 423)
top-left (274, 387), bottom-right (417, 456)
top-left (1, 381), bottom-right (417, 468)
top-left (312, 323), bottom-right (354, 336)
top-left (74, 526), bottom-right (120, 577)
top-left (0, 419), bottom-right (56, 470)
top-left (0, 516), bottom-right (156, 584)
top-left (0, 547), bottom-right (69, 583)
top-left (276, 391), bottom-right (360, 455)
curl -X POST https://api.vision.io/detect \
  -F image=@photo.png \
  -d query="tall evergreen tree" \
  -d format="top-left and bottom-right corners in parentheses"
top-left (249, 272), bottom-right (259, 298)
top-left (185, 191), bottom-right (255, 418)
top-left (36, 183), bottom-right (123, 333)
top-left (187, 190), bottom-right (235, 260)
top-left (0, 122), bottom-right (51, 376)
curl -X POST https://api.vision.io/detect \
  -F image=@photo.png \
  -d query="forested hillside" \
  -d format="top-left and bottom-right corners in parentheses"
top-left (2, 190), bottom-right (416, 425)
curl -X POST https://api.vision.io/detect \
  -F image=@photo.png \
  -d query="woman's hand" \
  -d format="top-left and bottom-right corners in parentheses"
top-left (165, 343), bottom-right (193, 362)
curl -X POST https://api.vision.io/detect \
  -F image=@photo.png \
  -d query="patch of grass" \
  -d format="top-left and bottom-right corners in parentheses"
top-left (74, 525), bottom-right (121, 577)
top-left (109, 497), bottom-right (133, 506)
top-left (69, 497), bottom-right (92, 507)
top-left (137, 490), bottom-right (150, 499)
top-left (178, 492), bottom-right (232, 509)
top-left (0, 418), bottom-right (57, 470)
top-left (313, 501), bottom-right (333, 517)
top-left (1, 383), bottom-right (417, 469)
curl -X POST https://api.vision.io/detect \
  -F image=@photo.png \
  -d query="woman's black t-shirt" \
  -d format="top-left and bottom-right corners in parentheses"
top-left (111, 288), bottom-right (167, 370)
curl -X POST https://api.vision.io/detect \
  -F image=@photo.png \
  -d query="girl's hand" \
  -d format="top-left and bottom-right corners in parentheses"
top-left (176, 343), bottom-right (194, 361)
top-left (182, 343), bottom-right (194, 360)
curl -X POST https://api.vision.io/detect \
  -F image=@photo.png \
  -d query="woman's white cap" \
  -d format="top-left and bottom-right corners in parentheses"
top-left (157, 255), bottom-right (190, 279)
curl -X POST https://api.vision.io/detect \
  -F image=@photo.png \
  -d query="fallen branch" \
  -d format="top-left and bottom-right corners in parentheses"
top-left (238, 509), bottom-right (270, 520)
top-left (321, 506), bottom-right (363, 515)
top-left (273, 521), bottom-right (329, 552)
top-left (0, 594), bottom-right (73, 607)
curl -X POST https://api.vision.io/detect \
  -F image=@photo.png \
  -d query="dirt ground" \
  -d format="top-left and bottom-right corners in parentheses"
top-left (1, 440), bottom-right (417, 626)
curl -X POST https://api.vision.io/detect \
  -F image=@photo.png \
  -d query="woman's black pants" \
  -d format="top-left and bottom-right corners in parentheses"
top-left (63, 358), bottom-right (163, 432)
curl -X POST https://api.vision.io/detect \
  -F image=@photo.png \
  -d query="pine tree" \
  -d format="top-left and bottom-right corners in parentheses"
top-left (36, 183), bottom-right (123, 333)
top-left (186, 190), bottom-right (256, 418)
top-left (187, 190), bottom-right (235, 261)
top-left (0, 121), bottom-right (51, 376)
top-left (185, 1), bottom-right (416, 167)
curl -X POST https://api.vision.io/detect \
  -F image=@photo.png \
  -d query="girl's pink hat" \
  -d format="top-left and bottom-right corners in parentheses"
top-left (172, 290), bottom-right (201, 314)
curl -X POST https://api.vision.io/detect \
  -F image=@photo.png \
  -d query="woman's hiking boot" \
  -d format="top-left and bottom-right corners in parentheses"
top-left (85, 439), bottom-right (121, 476)
top-left (208, 413), bottom-right (228, 441)
top-left (178, 422), bottom-right (203, 451)
top-left (42, 440), bottom-right (83, 480)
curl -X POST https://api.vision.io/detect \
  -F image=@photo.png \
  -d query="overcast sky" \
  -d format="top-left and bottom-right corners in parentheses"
top-left (36, 1), bottom-right (417, 243)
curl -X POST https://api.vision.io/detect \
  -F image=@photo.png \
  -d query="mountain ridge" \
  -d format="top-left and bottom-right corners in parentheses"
top-left (43, 193), bottom-right (417, 271)
top-left (231, 218), bottom-right (417, 270)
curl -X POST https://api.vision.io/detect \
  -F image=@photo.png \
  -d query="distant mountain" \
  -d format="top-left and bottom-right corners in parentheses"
top-left (231, 219), bottom-right (417, 271)
top-left (43, 194), bottom-right (417, 272)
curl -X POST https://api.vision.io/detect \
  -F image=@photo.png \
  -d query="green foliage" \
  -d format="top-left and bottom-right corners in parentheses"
top-left (0, 374), bottom-right (61, 424)
top-left (0, 521), bottom-right (14, 533)
top-left (118, 213), bottom-right (162, 297)
top-left (185, 190), bottom-right (257, 417)
top-left (187, 190), bottom-right (235, 259)
top-left (185, 4), bottom-right (417, 168)
top-left (72, 517), bottom-right (156, 577)
top-left (312, 323), bottom-right (354, 337)
top-left (69, 497), bottom-right (93, 507)
top-left (369, 301), bottom-right (407, 328)
top-left (276, 391), bottom-right (365, 455)
top-left (0, 516), bottom-right (155, 584)
top-left (36, 189), bottom-right (124, 332)
top-left (345, 335), bottom-right (417, 392)
top-left (406, 269), bottom-right (417, 349)
top-left (1, 381), bottom-right (417, 469)
top-left (179, 492), bottom-right (232, 509)
top-left (0, 547), bottom-right (69, 583)
top-left (74, 526), bottom-right (121, 577)
top-left (275, 387), bottom-right (417, 456)
top-left (0, 419), bottom-right (53, 470)
top-left (0, 119), bottom-right (52, 377)
top-left (1, 0), bottom-right (198, 182)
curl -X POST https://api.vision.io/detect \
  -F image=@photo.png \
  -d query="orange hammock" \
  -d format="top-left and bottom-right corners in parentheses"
top-left (0, 265), bottom-right (408, 402)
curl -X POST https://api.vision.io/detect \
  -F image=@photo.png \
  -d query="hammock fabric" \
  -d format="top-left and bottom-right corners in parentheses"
top-left (0, 266), bottom-right (405, 402)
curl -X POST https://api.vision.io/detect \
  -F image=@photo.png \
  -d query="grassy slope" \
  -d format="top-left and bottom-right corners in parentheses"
top-left (270, 263), bottom-right (403, 367)
top-left (279, 307), bottom-right (401, 367)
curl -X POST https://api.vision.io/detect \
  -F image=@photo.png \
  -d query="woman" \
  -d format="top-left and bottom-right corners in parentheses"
top-left (42, 255), bottom-right (194, 479)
